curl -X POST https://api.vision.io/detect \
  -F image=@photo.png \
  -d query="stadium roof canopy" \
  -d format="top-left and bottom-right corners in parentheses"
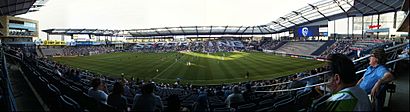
top-left (267, 0), bottom-right (404, 33)
top-left (0, 0), bottom-right (47, 16)
top-left (397, 0), bottom-right (409, 32)
top-left (42, 29), bottom-right (126, 36)
top-left (43, 0), bottom-right (405, 37)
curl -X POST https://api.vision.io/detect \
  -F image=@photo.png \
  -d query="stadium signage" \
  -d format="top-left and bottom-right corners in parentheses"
top-left (368, 24), bottom-right (381, 29)
top-left (295, 26), bottom-right (319, 37)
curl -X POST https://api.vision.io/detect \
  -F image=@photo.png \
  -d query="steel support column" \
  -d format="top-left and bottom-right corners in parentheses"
top-left (347, 17), bottom-right (350, 38)
top-left (352, 16), bottom-right (355, 39)
top-left (334, 20), bottom-right (336, 40)
top-left (362, 16), bottom-right (365, 39)
top-left (377, 14), bottom-right (380, 39)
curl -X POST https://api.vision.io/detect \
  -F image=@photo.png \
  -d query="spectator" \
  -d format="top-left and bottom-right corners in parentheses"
top-left (72, 70), bottom-right (81, 82)
top-left (357, 48), bottom-right (394, 111)
top-left (193, 87), bottom-right (209, 112)
top-left (121, 79), bottom-right (132, 97)
top-left (242, 83), bottom-right (253, 102)
top-left (223, 86), bottom-right (231, 99)
top-left (88, 78), bottom-right (108, 104)
top-left (132, 83), bottom-right (163, 112)
top-left (322, 53), bottom-right (371, 111)
top-left (225, 85), bottom-right (244, 108)
top-left (107, 82), bottom-right (128, 112)
top-left (167, 94), bottom-right (183, 112)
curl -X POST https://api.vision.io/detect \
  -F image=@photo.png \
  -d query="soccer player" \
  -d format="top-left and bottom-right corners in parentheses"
top-left (246, 71), bottom-right (249, 79)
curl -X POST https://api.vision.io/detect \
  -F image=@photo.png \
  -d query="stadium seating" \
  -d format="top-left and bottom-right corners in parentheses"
top-left (308, 93), bottom-right (331, 112)
top-left (57, 95), bottom-right (82, 111)
top-left (275, 41), bottom-right (325, 55)
top-left (213, 107), bottom-right (231, 112)
top-left (311, 40), bottom-right (336, 55)
top-left (294, 90), bottom-right (315, 111)
top-left (2, 41), bottom-right (404, 112)
top-left (272, 97), bottom-right (295, 111)
top-left (237, 103), bottom-right (256, 112)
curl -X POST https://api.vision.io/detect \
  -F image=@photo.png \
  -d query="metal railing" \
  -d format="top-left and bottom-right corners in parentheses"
top-left (0, 48), bottom-right (17, 111)
top-left (254, 42), bottom-right (409, 93)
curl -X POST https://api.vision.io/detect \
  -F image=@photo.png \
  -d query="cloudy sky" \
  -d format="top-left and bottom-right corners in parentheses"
top-left (18, 0), bottom-right (323, 37)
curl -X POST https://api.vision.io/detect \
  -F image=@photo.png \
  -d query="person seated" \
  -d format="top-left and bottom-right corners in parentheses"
top-left (167, 94), bottom-right (186, 112)
top-left (398, 43), bottom-right (409, 59)
top-left (88, 78), bottom-right (108, 104)
top-left (357, 48), bottom-right (394, 111)
top-left (225, 85), bottom-right (245, 109)
top-left (321, 53), bottom-right (371, 111)
top-left (242, 83), bottom-right (254, 102)
top-left (193, 88), bottom-right (209, 112)
top-left (107, 82), bottom-right (128, 112)
top-left (131, 83), bottom-right (163, 112)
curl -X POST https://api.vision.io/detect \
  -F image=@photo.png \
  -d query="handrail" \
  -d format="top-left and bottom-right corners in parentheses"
top-left (255, 53), bottom-right (409, 93)
top-left (1, 49), bottom-right (17, 111)
top-left (355, 56), bottom-right (409, 74)
top-left (252, 71), bottom-right (330, 88)
top-left (353, 42), bottom-right (408, 63)
top-left (255, 82), bottom-right (330, 93)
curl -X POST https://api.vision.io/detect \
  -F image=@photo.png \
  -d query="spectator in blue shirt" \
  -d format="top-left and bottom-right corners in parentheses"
top-left (357, 48), bottom-right (394, 110)
top-left (88, 78), bottom-right (108, 104)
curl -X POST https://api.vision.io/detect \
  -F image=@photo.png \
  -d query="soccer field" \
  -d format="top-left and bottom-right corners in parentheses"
top-left (53, 52), bottom-right (326, 85)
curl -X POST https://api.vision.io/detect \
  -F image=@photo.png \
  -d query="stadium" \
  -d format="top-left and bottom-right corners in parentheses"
top-left (0, 0), bottom-right (409, 111)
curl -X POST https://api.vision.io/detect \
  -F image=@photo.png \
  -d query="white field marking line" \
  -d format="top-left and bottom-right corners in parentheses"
top-left (152, 56), bottom-right (182, 79)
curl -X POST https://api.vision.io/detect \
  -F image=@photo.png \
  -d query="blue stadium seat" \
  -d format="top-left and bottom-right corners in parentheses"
top-left (237, 103), bottom-right (256, 112)
top-left (258, 99), bottom-right (274, 108)
top-left (210, 102), bottom-right (225, 109)
top-left (58, 95), bottom-right (82, 111)
top-left (46, 84), bottom-right (62, 110)
top-left (255, 106), bottom-right (273, 112)
top-left (213, 107), bottom-right (231, 112)
top-left (272, 97), bottom-right (295, 111)
top-left (294, 90), bottom-right (313, 111)
top-left (308, 93), bottom-right (331, 112)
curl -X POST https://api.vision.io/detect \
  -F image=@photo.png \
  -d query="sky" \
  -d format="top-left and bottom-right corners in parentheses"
top-left (18, 0), bottom-right (324, 38)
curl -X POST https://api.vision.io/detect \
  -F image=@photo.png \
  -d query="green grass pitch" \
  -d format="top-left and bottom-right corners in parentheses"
top-left (52, 52), bottom-right (326, 85)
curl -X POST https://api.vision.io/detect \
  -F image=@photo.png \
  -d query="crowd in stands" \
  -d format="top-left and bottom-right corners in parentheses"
top-left (320, 40), bottom-right (355, 57)
top-left (32, 53), bottom-right (332, 111)
top-left (319, 39), bottom-right (393, 59)
top-left (61, 46), bottom-right (115, 56)
top-left (130, 39), bottom-right (246, 53)
top-left (258, 40), bottom-right (282, 50)
top-left (5, 38), bottom-right (404, 111)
